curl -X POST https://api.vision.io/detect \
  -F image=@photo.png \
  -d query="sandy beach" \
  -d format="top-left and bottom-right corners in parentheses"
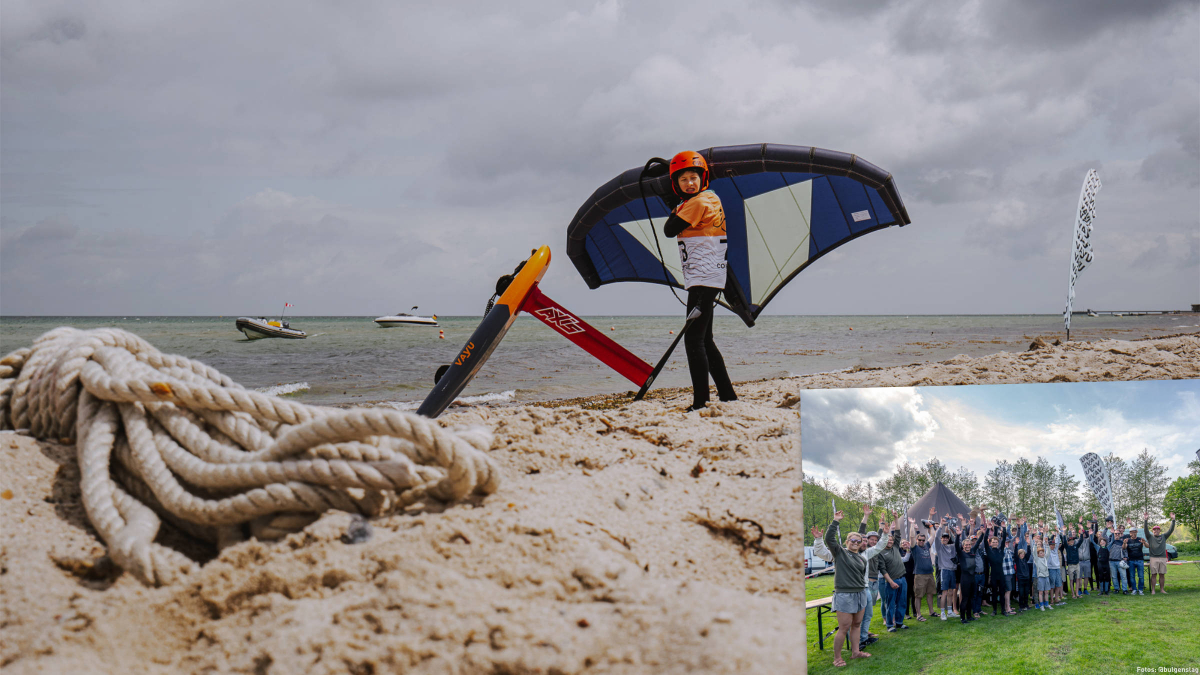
top-left (2, 332), bottom-right (1197, 674)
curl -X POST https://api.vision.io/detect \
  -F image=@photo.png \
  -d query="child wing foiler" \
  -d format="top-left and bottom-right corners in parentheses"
top-left (417, 246), bottom-right (654, 418)
top-left (566, 143), bottom-right (912, 326)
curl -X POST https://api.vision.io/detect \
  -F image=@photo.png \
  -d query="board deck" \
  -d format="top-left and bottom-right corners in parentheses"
top-left (416, 246), bottom-right (551, 418)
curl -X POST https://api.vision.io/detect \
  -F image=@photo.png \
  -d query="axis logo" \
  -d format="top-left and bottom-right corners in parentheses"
top-left (534, 307), bottom-right (584, 335)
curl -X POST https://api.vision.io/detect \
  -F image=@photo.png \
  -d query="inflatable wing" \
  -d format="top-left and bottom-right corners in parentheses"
top-left (566, 143), bottom-right (911, 326)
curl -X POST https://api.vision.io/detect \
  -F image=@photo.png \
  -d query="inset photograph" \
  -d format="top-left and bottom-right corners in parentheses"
top-left (801, 380), bottom-right (1200, 673)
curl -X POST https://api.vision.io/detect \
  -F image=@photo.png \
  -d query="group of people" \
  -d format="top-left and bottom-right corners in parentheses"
top-left (815, 504), bottom-right (1178, 667)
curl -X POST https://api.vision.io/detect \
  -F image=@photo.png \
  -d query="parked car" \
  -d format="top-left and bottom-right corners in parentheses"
top-left (1166, 543), bottom-right (1178, 561)
top-left (805, 546), bottom-right (830, 575)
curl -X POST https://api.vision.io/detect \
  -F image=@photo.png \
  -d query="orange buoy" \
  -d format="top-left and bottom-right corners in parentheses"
top-left (668, 330), bottom-right (674, 335)
top-left (439, 330), bottom-right (445, 340)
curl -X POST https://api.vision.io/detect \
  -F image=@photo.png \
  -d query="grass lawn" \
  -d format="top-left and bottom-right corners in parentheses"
top-left (805, 558), bottom-right (1200, 675)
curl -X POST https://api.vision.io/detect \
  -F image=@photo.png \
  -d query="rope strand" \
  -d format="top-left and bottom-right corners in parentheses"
top-left (1, 327), bottom-right (501, 586)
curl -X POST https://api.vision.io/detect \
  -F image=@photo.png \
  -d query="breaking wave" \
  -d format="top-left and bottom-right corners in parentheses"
top-left (256, 382), bottom-right (310, 396)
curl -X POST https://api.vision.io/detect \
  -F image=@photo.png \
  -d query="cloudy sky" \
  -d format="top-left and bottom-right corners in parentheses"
top-left (801, 379), bottom-right (1200, 488)
top-left (2, 0), bottom-right (1197, 316)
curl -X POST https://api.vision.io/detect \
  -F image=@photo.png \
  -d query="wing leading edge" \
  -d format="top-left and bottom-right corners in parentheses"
top-left (565, 143), bottom-right (911, 326)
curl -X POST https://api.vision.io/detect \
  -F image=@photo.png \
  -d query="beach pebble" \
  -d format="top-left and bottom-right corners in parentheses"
top-left (713, 612), bottom-right (733, 623)
top-left (614, 496), bottom-right (628, 511)
top-left (340, 514), bottom-right (373, 545)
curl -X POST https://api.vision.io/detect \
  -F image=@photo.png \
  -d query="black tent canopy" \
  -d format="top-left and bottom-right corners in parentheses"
top-left (887, 482), bottom-right (972, 539)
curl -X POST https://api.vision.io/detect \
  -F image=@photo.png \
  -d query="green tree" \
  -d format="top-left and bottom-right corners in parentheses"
top-left (877, 461), bottom-right (927, 514)
top-left (1054, 463), bottom-right (1080, 523)
top-left (950, 465), bottom-right (982, 508)
top-left (1162, 474), bottom-right (1200, 543)
top-left (1013, 458), bottom-right (1036, 519)
top-left (984, 460), bottom-right (1017, 517)
top-left (924, 459), bottom-right (951, 489)
top-left (1126, 448), bottom-right (1171, 517)
top-left (1030, 457), bottom-right (1057, 523)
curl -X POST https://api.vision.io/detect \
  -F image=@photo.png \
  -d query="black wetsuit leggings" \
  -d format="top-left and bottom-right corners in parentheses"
top-left (986, 578), bottom-right (1003, 614)
top-left (684, 286), bottom-right (736, 407)
top-left (906, 572), bottom-right (916, 616)
top-left (959, 576), bottom-right (974, 623)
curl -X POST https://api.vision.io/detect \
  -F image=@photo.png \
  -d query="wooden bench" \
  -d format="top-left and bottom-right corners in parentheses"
top-left (805, 596), bottom-right (835, 650)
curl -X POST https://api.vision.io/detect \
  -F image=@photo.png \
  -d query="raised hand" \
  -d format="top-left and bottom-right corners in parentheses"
top-left (862, 504), bottom-right (873, 517)
top-left (929, 506), bottom-right (937, 516)
top-left (834, 510), bottom-right (844, 521)
top-left (811, 526), bottom-right (822, 539)
top-left (1170, 512), bottom-right (1175, 520)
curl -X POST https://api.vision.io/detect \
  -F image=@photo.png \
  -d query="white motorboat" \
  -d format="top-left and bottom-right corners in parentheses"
top-left (236, 316), bottom-right (307, 339)
top-left (375, 306), bottom-right (438, 327)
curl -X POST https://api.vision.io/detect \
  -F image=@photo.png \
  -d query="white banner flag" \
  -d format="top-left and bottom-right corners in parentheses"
top-left (1080, 452), bottom-right (1116, 526)
top-left (1064, 170), bottom-right (1101, 335)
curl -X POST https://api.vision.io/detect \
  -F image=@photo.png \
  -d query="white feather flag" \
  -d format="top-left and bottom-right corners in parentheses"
top-left (1064, 170), bottom-right (1101, 336)
top-left (1080, 452), bottom-right (1116, 525)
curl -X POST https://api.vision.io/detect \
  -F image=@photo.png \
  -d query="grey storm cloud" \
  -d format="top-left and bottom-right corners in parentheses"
top-left (1, 0), bottom-right (1196, 316)
top-left (801, 389), bottom-right (937, 478)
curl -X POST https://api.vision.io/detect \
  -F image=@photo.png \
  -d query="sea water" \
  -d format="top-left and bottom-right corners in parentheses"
top-left (1, 314), bottom-right (1194, 407)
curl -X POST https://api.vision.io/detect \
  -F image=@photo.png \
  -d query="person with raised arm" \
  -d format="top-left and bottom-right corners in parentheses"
top-left (1120, 520), bottom-right (1144, 595)
top-left (962, 511), bottom-right (986, 617)
top-left (1102, 515), bottom-right (1118, 543)
top-left (902, 522), bottom-right (917, 621)
top-left (957, 523), bottom-right (985, 624)
top-left (1032, 542), bottom-right (1051, 610)
top-left (1090, 522), bottom-right (1112, 595)
top-left (933, 512), bottom-right (959, 621)
top-left (874, 512), bottom-right (910, 633)
top-left (1059, 522), bottom-right (1084, 601)
top-left (1013, 518), bottom-right (1033, 611)
top-left (1042, 520), bottom-right (1065, 606)
top-left (858, 506), bottom-right (883, 651)
top-left (1106, 523), bottom-right (1129, 595)
top-left (1000, 519), bottom-right (1020, 613)
top-left (982, 521), bottom-right (1009, 617)
top-left (1074, 517), bottom-right (1093, 596)
top-left (824, 509), bottom-right (889, 668)
top-left (909, 514), bottom-right (937, 622)
top-left (1144, 511), bottom-right (1175, 594)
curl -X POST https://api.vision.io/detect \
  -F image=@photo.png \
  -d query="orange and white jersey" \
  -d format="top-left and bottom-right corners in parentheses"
top-left (674, 190), bottom-right (727, 289)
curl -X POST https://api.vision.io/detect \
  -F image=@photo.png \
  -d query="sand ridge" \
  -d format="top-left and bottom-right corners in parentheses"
top-left (1, 333), bottom-right (1197, 673)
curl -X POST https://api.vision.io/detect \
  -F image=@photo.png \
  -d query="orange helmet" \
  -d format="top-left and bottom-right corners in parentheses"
top-left (669, 150), bottom-right (709, 198)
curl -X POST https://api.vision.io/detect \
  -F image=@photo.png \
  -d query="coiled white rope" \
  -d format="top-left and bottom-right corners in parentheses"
top-left (0, 327), bottom-right (500, 586)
